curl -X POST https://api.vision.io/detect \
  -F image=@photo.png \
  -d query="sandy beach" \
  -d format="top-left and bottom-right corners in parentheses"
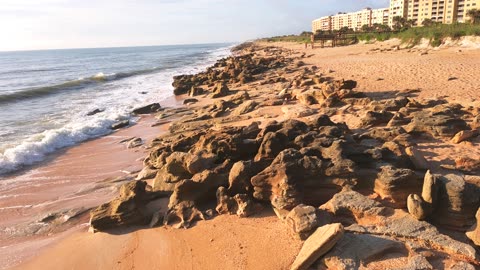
top-left (5, 39), bottom-right (480, 270)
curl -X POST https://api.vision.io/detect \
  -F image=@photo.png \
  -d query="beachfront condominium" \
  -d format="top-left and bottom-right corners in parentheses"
top-left (312, 0), bottom-right (480, 32)
top-left (312, 7), bottom-right (389, 32)
top-left (406, 0), bottom-right (480, 26)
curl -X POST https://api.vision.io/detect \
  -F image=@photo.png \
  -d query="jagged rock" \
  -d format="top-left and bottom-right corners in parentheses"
top-left (228, 160), bottom-right (261, 194)
top-left (387, 112), bottom-right (410, 127)
top-left (322, 233), bottom-right (404, 270)
top-left (215, 187), bottom-right (255, 218)
top-left (322, 190), bottom-right (389, 221)
top-left (466, 208), bottom-right (480, 246)
top-left (132, 103), bottom-right (161, 114)
top-left (136, 166), bottom-right (157, 180)
top-left (296, 89), bottom-right (325, 105)
top-left (232, 100), bottom-right (257, 116)
top-left (290, 223), bottom-right (344, 270)
top-left (451, 130), bottom-right (478, 144)
top-left (164, 201), bottom-right (206, 229)
top-left (407, 194), bottom-right (429, 220)
top-left (360, 111), bottom-right (394, 127)
top-left (228, 90), bottom-right (250, 105)
top-left (111, 120), bottom-right (129, 130)
top-left (405, 111), bottom-right (468, 138)
top-left (188, 87), bottom-right (204, 97)
top-left (286, 204), bottom-right (319, 240)
top-left (254, 131), bottom-right (288, 162)
top-left (233, 194), bottom-right (255, 218)
top-left (210, 82), bottom-right (230, 98)
top-left (432, 174), bottom-right (480, 230)
top-left (405, 147), bottom-right (429, 170)
top-left (251, 149), bottom-right (328, 210)
top-left (152, 152), bottom-right (193, 190)
top-left (374, 166), bottom-right (422, 208)
top-left (215, 186), bottom-right (237, 215)
top-left (89, 181), bottom-right (151, 232)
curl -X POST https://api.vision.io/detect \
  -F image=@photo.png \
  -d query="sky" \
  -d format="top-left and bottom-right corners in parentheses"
top-left (0, 0), bottom-right (389, 51)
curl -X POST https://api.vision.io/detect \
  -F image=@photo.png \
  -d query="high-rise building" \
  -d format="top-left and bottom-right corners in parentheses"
top-left (312, 0), bottom-right (480, 33)
top-left (407, 0), bottom-right (480, 26)
top-left (389, 0), bottom-right (409, 26)
top-left (312, 8), bottom-right (390, 33)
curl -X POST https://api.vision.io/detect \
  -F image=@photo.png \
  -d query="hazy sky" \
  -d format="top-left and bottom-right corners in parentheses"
top-left (0, 0), bottom-right (389, 51)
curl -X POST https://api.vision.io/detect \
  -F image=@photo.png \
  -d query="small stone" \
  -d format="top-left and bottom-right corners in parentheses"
top-left (451, 130), bottom-right (479, 144)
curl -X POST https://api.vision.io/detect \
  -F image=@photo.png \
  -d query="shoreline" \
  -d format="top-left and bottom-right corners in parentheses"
top-left (0, 95), bottom-right (186, 269)
top-left (7, 39), bottom-right (480, 269)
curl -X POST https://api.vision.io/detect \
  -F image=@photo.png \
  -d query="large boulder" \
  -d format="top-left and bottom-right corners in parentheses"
top-left (251, 149), bottom-right (328, 210)
top-left (432, 174), bottom-right (480, 230)
top-left (90, 181), bottom-right (152, 232)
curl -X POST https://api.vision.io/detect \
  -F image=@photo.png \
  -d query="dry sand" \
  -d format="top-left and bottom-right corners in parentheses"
top-left (8, 39), bottom-right (480, 270)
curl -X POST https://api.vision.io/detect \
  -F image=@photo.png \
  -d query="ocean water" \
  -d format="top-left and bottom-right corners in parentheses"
top-left (0, 43), bottom-right (233, 176)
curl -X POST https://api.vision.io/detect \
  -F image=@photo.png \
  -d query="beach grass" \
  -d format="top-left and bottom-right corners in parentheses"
top-left (357, 23), bottom-right (480, 46)
top-left (258, 35), bottom-right (311, 43)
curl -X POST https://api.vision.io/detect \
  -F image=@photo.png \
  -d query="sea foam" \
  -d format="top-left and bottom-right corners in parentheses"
top-left (0, 44), bottom-right (234, 176)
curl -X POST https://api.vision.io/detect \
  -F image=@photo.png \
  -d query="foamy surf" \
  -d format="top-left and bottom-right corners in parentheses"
top-left (0, 43), bottom-right (234, 176)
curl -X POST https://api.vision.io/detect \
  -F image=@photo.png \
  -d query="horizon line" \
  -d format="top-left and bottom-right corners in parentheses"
top-left (0, 41), bottom-right (242, 53)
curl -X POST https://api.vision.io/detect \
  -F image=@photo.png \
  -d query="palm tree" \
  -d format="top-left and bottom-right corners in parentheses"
top-left (467, 9), bottom-right (480, 24)
top-left (422, 19), bottom-right (434, 27)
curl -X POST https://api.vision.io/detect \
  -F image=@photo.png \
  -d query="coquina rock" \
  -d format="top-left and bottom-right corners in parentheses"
top-left (405, 110), bottom-right (468, 138)
top-left (374, 166), bottom-right (423, 208)
top-left (90, 181), bottom-right (153, 232)
top-left (432, 174), bottom-right (480, 230)
top-left (286, 204), bottom-right (319, 240)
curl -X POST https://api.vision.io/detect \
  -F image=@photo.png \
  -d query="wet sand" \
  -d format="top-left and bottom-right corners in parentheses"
top-left (0, 96), bottom-right (183, 269)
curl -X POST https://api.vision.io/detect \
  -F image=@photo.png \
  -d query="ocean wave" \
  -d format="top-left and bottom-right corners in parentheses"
top-left (0, 67), bottom-right (165, 104)
top-left (0, 112), bottom-right (131, 176)
top-left (0, 44), bottom-right (234, 176)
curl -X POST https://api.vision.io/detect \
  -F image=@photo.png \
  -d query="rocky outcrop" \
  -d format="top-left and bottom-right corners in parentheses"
top-left (90, 181), bottom-right (155, 232)
top-left (405, 110), bottom-right (468, 138)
